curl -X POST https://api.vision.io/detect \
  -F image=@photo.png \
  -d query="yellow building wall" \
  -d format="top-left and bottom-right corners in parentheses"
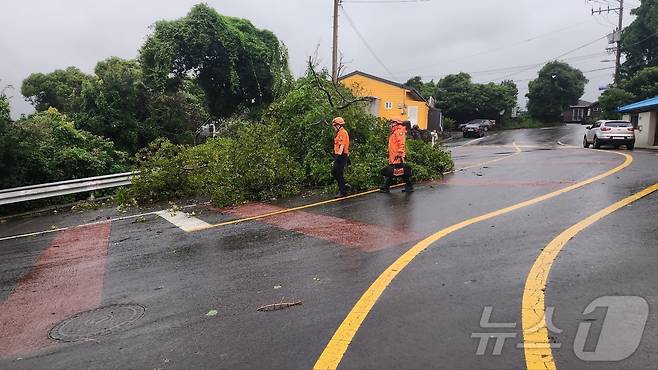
top-left (340, 74), bottom-right (429, 130)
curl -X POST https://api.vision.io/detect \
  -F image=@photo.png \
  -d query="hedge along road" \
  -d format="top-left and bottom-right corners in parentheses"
top-left (314, 149), bottom-right (633, 370)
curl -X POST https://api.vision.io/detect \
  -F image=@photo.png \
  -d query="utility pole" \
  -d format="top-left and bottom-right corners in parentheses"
top-left (332, 0), bottom-right (341, 83)
top-left (615, 0), bottom-right (624, 85)
top-left (591, 0), bottom-right (624, 85)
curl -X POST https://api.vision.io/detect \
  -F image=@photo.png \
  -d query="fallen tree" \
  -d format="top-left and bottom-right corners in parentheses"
top-left (121, 68), bottom-right (453, 207)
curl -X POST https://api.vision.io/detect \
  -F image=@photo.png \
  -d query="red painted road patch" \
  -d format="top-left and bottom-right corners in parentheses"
top-left (222, 203), bottom-right (418, 252)
top-left (0, 222), bottom-right (111, 357)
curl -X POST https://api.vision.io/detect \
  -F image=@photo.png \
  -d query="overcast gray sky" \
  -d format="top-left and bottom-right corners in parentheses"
top-left (0, 0), bottom-right (638, 118)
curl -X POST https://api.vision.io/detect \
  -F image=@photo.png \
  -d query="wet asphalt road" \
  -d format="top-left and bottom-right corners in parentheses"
top-left (1, 124), bottom-right (657, 369)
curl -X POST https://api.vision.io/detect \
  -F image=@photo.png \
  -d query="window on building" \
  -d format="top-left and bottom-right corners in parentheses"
top-left (385, 101), bottom-right (393, 110)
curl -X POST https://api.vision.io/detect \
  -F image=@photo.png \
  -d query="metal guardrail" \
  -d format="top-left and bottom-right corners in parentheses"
top-left (0, 172), bottom-right (136, 205)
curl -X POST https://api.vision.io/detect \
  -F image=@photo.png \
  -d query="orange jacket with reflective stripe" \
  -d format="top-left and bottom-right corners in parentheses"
top-left (388, 125), bottom-right (407, 164)
top-left (334, 127), bottom-right (350, 155)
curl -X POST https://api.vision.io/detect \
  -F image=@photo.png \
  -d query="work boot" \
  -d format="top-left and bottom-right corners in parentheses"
top-left (380, 177), bottom-right (392, 193)
top-left (402, 184), bottom-right (414, 193)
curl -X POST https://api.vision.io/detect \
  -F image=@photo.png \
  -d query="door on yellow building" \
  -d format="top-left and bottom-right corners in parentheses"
top-left (408, 106), bottom-right (418, 127)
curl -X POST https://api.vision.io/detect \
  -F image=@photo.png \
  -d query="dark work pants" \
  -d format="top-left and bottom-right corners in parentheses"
top-left (381, 163), bottom-right (412, 190)
top-left (332, 154), bottom-right (349, 195)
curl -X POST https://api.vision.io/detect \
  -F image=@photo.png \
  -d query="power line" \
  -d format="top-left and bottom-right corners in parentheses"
top-left (393, 21), bottom-right (592, 76)
top-left (412, 52), bottom-right (609, 80)
top-left (490, 35), bottom-right (608, 82)
top-left (339, 6), bottom-right (396, 79)
top-left (511, 66), bottom-right (615, 83)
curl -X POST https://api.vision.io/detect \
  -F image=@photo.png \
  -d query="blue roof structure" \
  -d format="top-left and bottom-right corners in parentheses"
top-left (618, 96), bottom-right (658, 113)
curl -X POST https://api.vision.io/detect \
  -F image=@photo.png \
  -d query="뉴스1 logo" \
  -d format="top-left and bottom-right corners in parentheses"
top-left (472, 295), bottom-right (648, 361)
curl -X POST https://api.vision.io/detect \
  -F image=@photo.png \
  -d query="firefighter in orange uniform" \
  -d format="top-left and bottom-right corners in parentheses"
top-left (331, 117), bottom-right (351, 197)
top-left (380, 118), bottom-right (414, 193)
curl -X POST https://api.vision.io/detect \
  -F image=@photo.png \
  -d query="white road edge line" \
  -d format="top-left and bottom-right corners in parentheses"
top-left (156, 210), bottom-right (211, 232)
top-left (0, 204), bottom-right (202, 242)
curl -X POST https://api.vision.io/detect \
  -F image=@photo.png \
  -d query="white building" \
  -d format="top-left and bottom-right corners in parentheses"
top-left (619, 96), bottom-right (658, 149)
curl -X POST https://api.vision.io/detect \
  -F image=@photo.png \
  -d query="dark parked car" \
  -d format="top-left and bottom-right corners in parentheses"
top-left (458, 119), bottom-right (494, 131)
top-left (463, 123), bottom-right (485, 138)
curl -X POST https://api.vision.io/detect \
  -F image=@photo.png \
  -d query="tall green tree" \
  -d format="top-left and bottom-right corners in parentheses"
top-left (0, 92), bottom-right (10, 131)
top-left (433, 73), bottom-right (517, 123)
top-left (142, 80), bottom-right (210, 146)
top-left (434, 73), bottom-right (479, 123)
top-left (77, 57), bottom-right (147, 153)
top-left (404, 76), bottom-right (436, 99)
top-left (598, 87), bottom-right (636, 119)
top-left (21, 67), bottom-right (93, 113)
top-left (526, 61), bottom-right (588, 122)
top-left (621, 0), bottom-right (658, 78)
top-left (477, 82), bottom-right (518, 119)
top-left (0, 92), bottom-right (13, 181)
top-left (140, 4), bottom-right (292, 118)
top-left (623, 66), bottom-right (658, 100)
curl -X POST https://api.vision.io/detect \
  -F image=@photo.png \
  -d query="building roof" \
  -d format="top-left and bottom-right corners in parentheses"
top-left (339, 71), bottom-right (428, 103)
top-left (618, 96), bottom-right (658, 113)
top-left (570, 99), bottom-right (593, 108)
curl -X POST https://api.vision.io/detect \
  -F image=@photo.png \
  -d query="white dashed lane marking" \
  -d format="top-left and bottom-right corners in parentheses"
top-left (156, 210), bottom-right (211, 232)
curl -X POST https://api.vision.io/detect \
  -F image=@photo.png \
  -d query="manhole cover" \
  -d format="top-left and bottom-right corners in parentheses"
top-left (49, 304), bottom-right (145, 342)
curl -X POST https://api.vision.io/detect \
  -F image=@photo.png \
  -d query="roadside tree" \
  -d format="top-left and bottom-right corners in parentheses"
top-left (434, 73), bottom-right (517, 124)
top-left (405, 76), bottom-right (436, 100)
top-left (623, 66), bottom-right (658, 100)
top-left (526, 61), bottom-right (588, 122)
top-left (0, 108), bottom-right (127, 189)
top-left (621, 0), bottom-right (658, 78)
top-left (598, 87), bottom-right (636, 119)
top-left (140, 4), bottom-right (293, 118)
top-left (21, 66), bottom-right (93, 113)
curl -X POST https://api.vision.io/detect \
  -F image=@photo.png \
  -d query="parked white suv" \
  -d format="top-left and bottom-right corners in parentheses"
top-left (583, 120), bottom-right (635, 150)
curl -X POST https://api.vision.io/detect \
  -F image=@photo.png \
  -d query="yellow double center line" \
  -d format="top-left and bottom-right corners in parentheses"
top-left (314, 151), bottom-right (633, 370)
top-left (522, 181), bottom-right (658, 370)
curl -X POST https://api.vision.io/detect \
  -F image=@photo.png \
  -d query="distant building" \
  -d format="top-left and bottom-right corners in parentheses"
top-left (339, 71), bottom-right (441, 131)
top-left (562, 100), bottom-right (602, 124)
top-left (619, 96), bottom-right (658, 149)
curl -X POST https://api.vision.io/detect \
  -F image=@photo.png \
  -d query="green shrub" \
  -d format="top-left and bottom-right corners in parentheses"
top-left (127, 123), bottom-right (303, 207)
top-left (443, 117), bottom-right (456, 131)
top-left (0, 108), bottom-right (128, 189)
top-left (344, 133), bottom-right (388, 190)
top-left (228, 124), bottom-right (304, 204)
top-left (406, 139), bottom-right (454, 181)
top-left (130, 138), bottom-right (194, 203)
